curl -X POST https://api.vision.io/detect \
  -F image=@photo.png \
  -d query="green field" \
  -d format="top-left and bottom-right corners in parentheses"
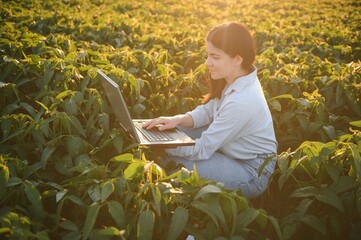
top-left (1, 0), bottom-right (360, 239)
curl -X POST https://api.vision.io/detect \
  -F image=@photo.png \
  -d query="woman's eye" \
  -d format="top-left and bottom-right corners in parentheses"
top-left (207, 54), bottom-right (220, 61)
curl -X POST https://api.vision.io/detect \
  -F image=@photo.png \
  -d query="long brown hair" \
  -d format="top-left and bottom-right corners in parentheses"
top-left (203, 22), bottom-right (256, 103)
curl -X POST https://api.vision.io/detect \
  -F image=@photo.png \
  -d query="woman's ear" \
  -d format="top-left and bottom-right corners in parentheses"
top-left (234, 55), bottom-right (243, 66)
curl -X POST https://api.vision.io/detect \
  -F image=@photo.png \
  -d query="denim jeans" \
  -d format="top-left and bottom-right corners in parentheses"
top-left (164, 126), bottom-right (276, 199)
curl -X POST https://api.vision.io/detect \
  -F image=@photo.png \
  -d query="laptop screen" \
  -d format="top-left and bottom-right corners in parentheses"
top-left (97, 70), bottom-right (140, 142)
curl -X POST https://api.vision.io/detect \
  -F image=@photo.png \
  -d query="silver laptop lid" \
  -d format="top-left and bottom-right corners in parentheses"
top-left (97, 69), bottom-right (141, 143)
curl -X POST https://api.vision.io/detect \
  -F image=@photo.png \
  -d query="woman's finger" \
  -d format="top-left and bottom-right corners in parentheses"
top-left (145, 118), bottom-right (163, 129)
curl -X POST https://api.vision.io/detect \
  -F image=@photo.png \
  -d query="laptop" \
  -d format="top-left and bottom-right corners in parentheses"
top-left (97, 69), bottom-right (195, 148)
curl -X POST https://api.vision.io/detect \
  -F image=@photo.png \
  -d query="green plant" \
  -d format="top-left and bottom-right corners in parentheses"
top-left (1, 0), bottom-right (360, 239)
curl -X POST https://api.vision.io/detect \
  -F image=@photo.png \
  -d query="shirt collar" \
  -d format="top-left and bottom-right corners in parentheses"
top-left (224, 66), bottom-right (258, 95)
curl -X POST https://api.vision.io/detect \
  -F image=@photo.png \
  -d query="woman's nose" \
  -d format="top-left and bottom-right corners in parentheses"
top-left (205, 57), bottom-right (212, 67)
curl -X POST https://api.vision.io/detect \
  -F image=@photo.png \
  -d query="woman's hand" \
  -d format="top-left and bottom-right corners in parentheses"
top-left (142, 114), bottom-right (194, 131)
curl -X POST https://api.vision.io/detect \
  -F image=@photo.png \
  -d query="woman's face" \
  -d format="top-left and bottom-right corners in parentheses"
top-left (205, 41), bottom-right (242, 83)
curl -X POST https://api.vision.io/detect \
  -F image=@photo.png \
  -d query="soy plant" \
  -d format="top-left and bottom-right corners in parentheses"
top-left (263, 123), bottom-right (361, 240)
top-left (53, 153), bottom-right (180, 239)
top-left (83, 154), bottom-right (283, 240)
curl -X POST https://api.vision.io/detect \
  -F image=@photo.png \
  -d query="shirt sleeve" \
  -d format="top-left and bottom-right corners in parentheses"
top-left (186, 99), bottom-right (215, 128)
top-left (166, 100), bottom-right (249, 161)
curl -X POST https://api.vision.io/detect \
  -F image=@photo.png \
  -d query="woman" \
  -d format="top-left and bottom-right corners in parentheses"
top-left (143, 22), bottom-right (277, 198)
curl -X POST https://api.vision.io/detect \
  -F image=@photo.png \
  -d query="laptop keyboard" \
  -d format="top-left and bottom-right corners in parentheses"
top-left (133, 122), bottom-right (174, 142)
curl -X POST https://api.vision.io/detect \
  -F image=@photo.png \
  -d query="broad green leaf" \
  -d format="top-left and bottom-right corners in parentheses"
top-left (338, 134), bottom-right (353, 142)
top-left (349, 143), bottom-right (361, 183)
top-left (137, 209), bottom-right (155, 240)
top-left (72, 91), bottom-right (83, 103)
top-left (238, 196), bottom-right (249, 211)
top-left (82, 203), bottom-right (101, 240)
top-left (107, 201), bottom-right (125, 228)
top-left (191, 197), bottom-right (225, 228)
top-left (236, 208), bottom-right (258, 229)
top-left (56, 189), bottom-right (67, 202)
top-left (95, 227), bottom-right (121, 236)
top-left (277, 151), bottom-right (290, 172)
top-left (110, 153), bottom-right (133, 163)
top-left (319, 141), bottom-right (336, 157)
top-left (92, 58), bottom-right (110, 65)
top-left (278, 168), bottom-right (293, 190)
top-left (270, 94), bottom-right (294, 100)
top-left (69, 115), bottom-right (86, 137)
top-left (166, 207), bottom-right (189, 240)
top-left (334, 176), bottom-right (355, 193)
top-left (295, 199), bottom-right (314, 217)
top-left (324, 164), bottom-right (340, 183)
top-left (55, 154), bottom-right (73, 175)
top-left (256, 209), bottom-right (268, 229)
top-left (98, 113), bottom-right (109, 131)
top-left (194, 184), bottom-right (222, 200)
top-left (2, 103), bottom-right (20, 115)
top-left (188, 163), bottom-right (203, 185)
top-left (41, 146), bottom-right (56, 168)
top-left (297, 115), bottom-right (309, 134)
top-left (34, 231), bottom-right (49, 239)
top-left (299, 141), bottom-right (323, 157)
top-left (64, 99), bottom-right (78, 115)
top-left (68, 194), bottom-right (86, 207)
top-left (270, 99), bottom-right (281, 111)
top-left (1, 119), bottom-right (11, 139)
top-left (124, 161), bottom-right (144, 181)
top-left (315, 188), bottom-right (344, 213)
top-left (219, 195), bottom-right (238, 235)
top-left (279, 111), bottom-right (295, 126)
top-left (112, 135), bottom-right (124, 153)
top-left (60, 220), bottom-right (79, 231)
top-left (100, 179), bottom-right (114, 202)
top-left (209, 197), bottom-right (226, 227)
top-left (301, 214), bottom-right (326, 235)
top-left (39, 119), bottom-right (50, 137)
top-left (74, 154), bottom-right (91, 167)
top-left (350, 120), bottom-right (361, 127)
top-left (61, 113), bottom-right (72, 133)
top-left (114, 176), bottom-right (127, 196)
top-left (296, 98), bottom-right (311, 108)
top-left (43, 68), bottom-right (54, 88)
top-left (23, 180), bottom-right (44, 217)
top-left (6, 177), bottom-right (23, 187)
top-left (20, 102), bottom-right (36, 118)
top-left (88, 184), bottom-right (101, 202)
top-left (151, 185), bottom-right (162, 216)
top-left (258, 154), bottom-right (276, 177)
top-left (291, 186), bottom-right (317, 198)
top-left (55, 48), bottom-right (65, 58)
top-left (191, 200), bottom-right (219, 228)
top-left (56, 90), bottom-right (73, 100)
top-left (322, 125), bottom-right (336, 140)
top-left (133, 103), bottom-right (146, 115)
top-left (282, 221), bottom-right (297, 240)
top-left (66, 136), bottom-right (86, 157)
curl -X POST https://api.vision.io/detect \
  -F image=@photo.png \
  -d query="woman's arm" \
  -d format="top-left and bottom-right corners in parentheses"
top-left (142, 114), bottom-right (194, 131)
